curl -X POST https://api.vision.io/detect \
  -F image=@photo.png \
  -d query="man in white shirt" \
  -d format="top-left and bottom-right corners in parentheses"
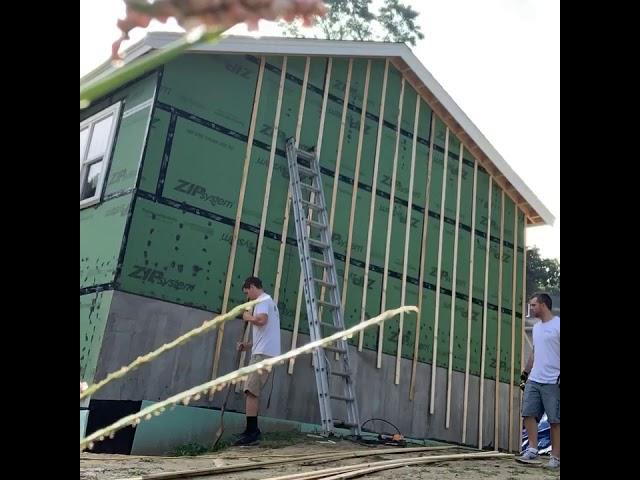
top-left (518, 293), bottom-right (560, 468)
top-left (234, 276), bottom-right (281, 446)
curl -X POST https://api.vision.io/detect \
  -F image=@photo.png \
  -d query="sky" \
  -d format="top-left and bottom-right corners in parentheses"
top-left (81, 0), bottom-right (559, 260)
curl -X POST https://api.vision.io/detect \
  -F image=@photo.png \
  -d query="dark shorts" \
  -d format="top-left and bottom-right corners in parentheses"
top-left (522, 380), bottom-right (560, 424)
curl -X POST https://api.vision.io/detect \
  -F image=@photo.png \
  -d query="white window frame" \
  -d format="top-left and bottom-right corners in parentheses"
top-left (80, 102), bottom-right (122, 208)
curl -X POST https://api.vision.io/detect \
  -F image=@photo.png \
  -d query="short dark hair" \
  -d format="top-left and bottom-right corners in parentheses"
top-left (242, 276), bottom-right (263, 290)
top-left (530, 293), bottom-right (552, 310)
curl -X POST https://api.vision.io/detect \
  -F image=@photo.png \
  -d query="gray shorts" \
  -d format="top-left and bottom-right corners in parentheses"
top-left (522, 380), bottom-right (560, 424)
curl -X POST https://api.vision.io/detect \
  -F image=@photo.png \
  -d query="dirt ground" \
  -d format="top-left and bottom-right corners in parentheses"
top-left (80, 433), bottom-right (560, 479)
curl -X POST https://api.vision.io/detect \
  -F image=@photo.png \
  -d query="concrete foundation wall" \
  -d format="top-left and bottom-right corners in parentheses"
top-left (94, 290), bottom-right (522, 450)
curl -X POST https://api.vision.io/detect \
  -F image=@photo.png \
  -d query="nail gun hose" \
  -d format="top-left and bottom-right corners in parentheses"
top-left (360, 418), bottom-right (402, 436)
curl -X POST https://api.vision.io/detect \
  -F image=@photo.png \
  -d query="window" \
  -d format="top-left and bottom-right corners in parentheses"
top-left (80, 102), bottom-right (121, 207)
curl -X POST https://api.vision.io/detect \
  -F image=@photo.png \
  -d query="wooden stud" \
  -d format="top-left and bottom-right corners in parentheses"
top-left (287, 59), bottom-right (315, 374)
top-left (298, 58), bottom-right (333, 373)
top-left (410, 111), bottom-right (522, 218)
top-left (378, 77), bottom-right (406, 369)
top-left (209, 56), bottom-right (266, 388)
top-left (494, 190), bottom-right (505, 449)
top-left (295, 58), bottom-right (352, 370)
top-left (461, 160), bottom-right (479, 444)
top-left (273, 56), bottom-right (310, 303)
top-left (254, 56), bottom-right (289, 278)
top-left (395, 59), bottom-right (547, 231)
top-left (429, 127), bottom-right (450, 415)
top-left (395, 95), bottom-right (420, 385)
top-left (262, 452), bottom-right (511, 480)
top-left (328, 59), bottom-right (354, 232)
top-left (276, 57), bottom-right (311, 374)
top-left (478, 178), bottom-right (494, 449)
top-left (231, 57), bottom-right (288, 387)
top-left (310, 57), bottom-right (333, 253)
top-left (340, 60), bottom-right (372, 336)
top-left (112, 447), bottom-right (484, 480)
top-left (445, 143), bottom-right (464, 428)
top-left (358, 59), bottom-right (390, 351)
top-left (409, 110), bottom-right (435, 401)
top-left (328, 58), bottom-right (357, 360)
top-left (519, 215), bottom-right (527, 450)
top-left (508, 201), bottom-right (519, 451)
top-left (272, 57), bottom-right (310, 374)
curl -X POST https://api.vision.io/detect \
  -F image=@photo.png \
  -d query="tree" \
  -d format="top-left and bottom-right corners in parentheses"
top-left (526, 247), bottom-right (560, 298)
top-left (279, 0), bottom-right (424, 46)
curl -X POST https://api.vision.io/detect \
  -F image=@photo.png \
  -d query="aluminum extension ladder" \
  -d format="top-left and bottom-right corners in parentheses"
top-left (285, 137), bottom-right (361, 437)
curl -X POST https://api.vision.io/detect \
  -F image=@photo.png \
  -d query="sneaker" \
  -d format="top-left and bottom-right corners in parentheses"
top-left (233, 428), bottom-right (261, 446)
top-left (545, 456), bottom-right (560, 469)
top-left (516, 447), bottom-right (540, 464)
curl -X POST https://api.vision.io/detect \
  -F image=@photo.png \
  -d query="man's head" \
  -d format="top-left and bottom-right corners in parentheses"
top-left (242, 276), bottom-right (264, 300)
top-left (529, 293), bottom-right (552, 319)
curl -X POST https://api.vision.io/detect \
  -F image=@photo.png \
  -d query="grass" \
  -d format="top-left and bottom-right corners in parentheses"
top-left (168, 430), bottom-right (314, 456)
top-left (170, 442), bottom-right (211, 456)
top-left (259, 430), bottom-right (311, 448)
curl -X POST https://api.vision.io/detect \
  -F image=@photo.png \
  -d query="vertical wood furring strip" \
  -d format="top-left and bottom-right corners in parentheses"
top-left (233, 56), bottom-right (287, 387)
top-left (478, 178), bottom-right (494, 448)
top-left (429, 127), bottom-right (450, 414)
top-left (340, 60), bottom-right (372, 337)
top-left (518, 215), bottom-right (527, 451)
top-left (378, 77), bottom-right (406, 369)
top-left (396, 97), bottom-right (420, 385)
top-left (209, 57), bottom-right (266, 391)
top-left (461, 160), bottom-right (479, 443)
top-left (508, 202), bottom-right (519, 451)
top-left (494, 190), bottom-right (505, 449)
top-left (445, 143), bottom-right (464, 427)
top-left (358, 59), bottom-right (390, 351)
top-left (409, 110), bottom-right (435, 401)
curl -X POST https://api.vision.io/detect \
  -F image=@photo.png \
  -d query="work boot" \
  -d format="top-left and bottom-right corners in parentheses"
top-left (233, 428), bottom-right (261, 446)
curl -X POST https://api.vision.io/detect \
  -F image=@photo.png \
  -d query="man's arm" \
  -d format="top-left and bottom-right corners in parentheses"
top-left (524, 349), bottom-right (534, 374)
top-left (243, 310), bottom-right (268, 326)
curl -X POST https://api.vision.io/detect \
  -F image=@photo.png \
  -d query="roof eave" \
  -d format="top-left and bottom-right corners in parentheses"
top-left (81, 33), bottom-right (555, 226)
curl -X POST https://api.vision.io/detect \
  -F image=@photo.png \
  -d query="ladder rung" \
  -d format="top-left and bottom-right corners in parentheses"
top-left (306, 219), bottom-right (327, 229)
top-left (330, 370), bottom-right (351, 378)
top-left (300, 199), bottom-right (323, 210)
top-left (297, 164), bottom-right (317, 177)
top-left (308, 238), bottom-right (330, 249)
top-left (330, 394), bottom-right (355, 402)
top-left (297, 150), bottom-right (316, 162)
top-left (317, 299), bottom-right (340, 309)
top-left (314, 278), bottom-right (336, 288)
top-left (299, 183), bottom-right (321, 194)
top-left (323, 345), bottom-right (347, 354)
top-left (311, 258), bottom-right (333, 269)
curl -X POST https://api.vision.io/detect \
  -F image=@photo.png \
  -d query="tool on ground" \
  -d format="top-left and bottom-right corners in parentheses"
top-left (359, 418), bottom-right (406, 446)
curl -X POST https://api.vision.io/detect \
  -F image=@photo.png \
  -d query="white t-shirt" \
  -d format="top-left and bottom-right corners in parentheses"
top-left (529, 316), bottom-right (560, 384)
top-left (251, 293), bottom-right (281, 357)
